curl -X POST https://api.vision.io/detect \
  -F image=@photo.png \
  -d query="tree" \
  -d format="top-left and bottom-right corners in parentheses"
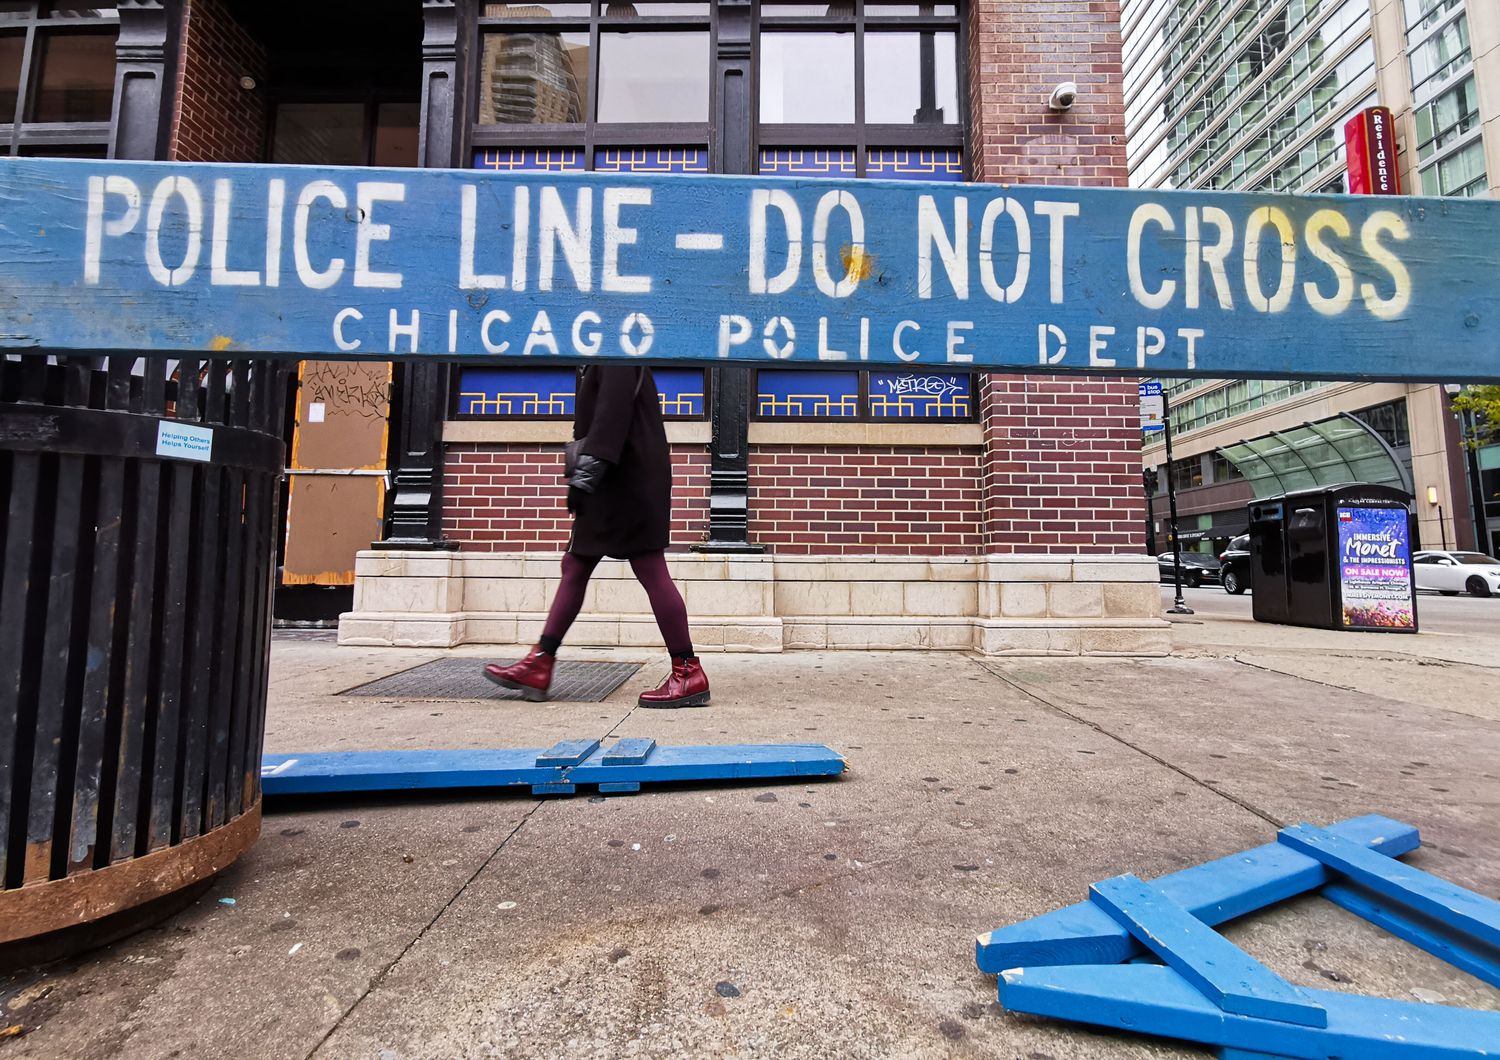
top-left (1450, 384), bottom-right (1500, 447)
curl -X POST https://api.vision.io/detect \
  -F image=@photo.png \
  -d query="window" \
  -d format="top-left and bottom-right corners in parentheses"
top-left (596, 31), bottom-right (708, 122)
top-left (758, 0), bottom-right (964, 177)
top-left (1169, 380), bottom-right (1334, 434)
top-left (755, 370), bottom-right (975, 421)
top-left (1210, 451), bottom-right (1243, 484)
top-left (1169, 456), bottom-right (1203, 492)
top-left (456, 366), bottom-right (709, 419)
top-left (1420, 137), bottom-right (1486, 196)
top-left (1404, 0), bottom-right (1462, 34)
top-left (863, 31), bottom-right (958, 124)
top-left (1412, 70), bottom-right (1487, 197)
top-left (0, 1), bottom-right (117, 157)
top-left (760, 32), bottom-right (855, 123)
top-left (1351, 399), bottom-right (1411, 450)
top-left (477, 31), bottom-right (590, 125)
top-left (1414, 74), bottom-right (1478, 161)
top-left (473, 0), bottom-right (711, 155)
top-left (271, 100), bottom-right (420, 168)
top-left (1408, 12), bottom-right (1469, 94)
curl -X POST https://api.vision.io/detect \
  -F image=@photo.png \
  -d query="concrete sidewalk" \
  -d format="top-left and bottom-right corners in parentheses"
top-left (3, 606), bottom-right (1498, 1059)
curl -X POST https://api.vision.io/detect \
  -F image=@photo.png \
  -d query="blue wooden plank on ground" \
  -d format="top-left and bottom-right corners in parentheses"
top-left (975, 815), bottom-right (1419, 973)
top-left (1322, 880), bottom-right (1500, 990)
top-left (998, 964), bottom-right (1500, 1059)
top-left (261, 740), bottom-right (845, 797)
top-left (603, 738), bottom-right (656, 766)
top-left (4, 157), bottom-right (1500, 384)
top-left (536, 739), bottom-right (601, 768)
top-left (564, 743), bottom-right (846, 786)
top-left (1088, 874), bottom-right (1327, 1027)
top-left (530, 782), bottom-right (577, 795)
top-left (1278, 825), bottom-right (1500, 952)
top-left (260, 749), bottom-right (560, 795)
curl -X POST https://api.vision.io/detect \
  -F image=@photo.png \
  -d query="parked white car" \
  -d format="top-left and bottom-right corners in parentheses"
top-left (1412, 551), bottom-right (1500, 598)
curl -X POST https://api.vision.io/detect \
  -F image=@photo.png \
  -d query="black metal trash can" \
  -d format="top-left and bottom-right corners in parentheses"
top-left (0, 354), bottom-right (285, 945)
top-left (1248, 483), bottom-right (1417, 633)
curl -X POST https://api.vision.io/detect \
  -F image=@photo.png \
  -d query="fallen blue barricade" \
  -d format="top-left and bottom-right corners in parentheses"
top-left (262, 738), bottom-right (845, 797)
top-left (976, 814), bottom-right (1500, 1058)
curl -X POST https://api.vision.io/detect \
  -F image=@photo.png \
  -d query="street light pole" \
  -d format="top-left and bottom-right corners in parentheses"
top-left (1443, 383), bottom-right (1491, 552)
top-left (1162, 406), bottom-right (1193, 615)
top-left (1462, 412), bottom-right (1491, 553)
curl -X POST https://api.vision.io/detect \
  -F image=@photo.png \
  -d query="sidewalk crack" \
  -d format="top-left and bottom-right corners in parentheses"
top-left (1229, 654), bottom-right (1497, 723)
top-left (973, 659), bottom-right (1284, 828)
top-left (303, 798), bottom-right (547, 1059)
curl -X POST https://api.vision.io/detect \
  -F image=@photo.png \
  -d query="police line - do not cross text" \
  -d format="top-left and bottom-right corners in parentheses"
top-left (2, 157), bottom-right (1496, 382)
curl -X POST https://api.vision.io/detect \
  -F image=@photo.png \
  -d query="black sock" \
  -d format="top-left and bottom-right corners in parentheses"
top-left (538, 635), bottom-right (561, 656)
top-left (671, 648), bottom-right (696, 662)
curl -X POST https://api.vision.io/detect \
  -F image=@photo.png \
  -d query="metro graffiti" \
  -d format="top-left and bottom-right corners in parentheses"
top-left (0, 157), bottom-right (1496, 382)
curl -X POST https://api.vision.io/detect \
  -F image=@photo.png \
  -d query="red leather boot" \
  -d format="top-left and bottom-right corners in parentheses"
top-left (638, 657), bottom-right (710, 709)
top-left (484, 648), bottom-right (554, 702)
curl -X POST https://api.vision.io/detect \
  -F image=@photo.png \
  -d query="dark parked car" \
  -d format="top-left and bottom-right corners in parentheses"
top-left (1218, 533), bottom-right (1251, 595)
top-left (1156, 551), bottom-right (1221, 588)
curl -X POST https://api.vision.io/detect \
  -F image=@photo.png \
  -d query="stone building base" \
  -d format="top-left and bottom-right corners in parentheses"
top-left (338, 552), bottom-right (1169, 656)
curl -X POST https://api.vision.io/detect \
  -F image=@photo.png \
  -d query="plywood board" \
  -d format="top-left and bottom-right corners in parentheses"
top-left (289, 361), bottom-right (391, 471)
top-left (282, 474), bottom-right (385, 586)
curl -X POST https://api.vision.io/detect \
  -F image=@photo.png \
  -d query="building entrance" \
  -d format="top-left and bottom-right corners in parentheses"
top-left (227, 0), bottom-right (421, 622)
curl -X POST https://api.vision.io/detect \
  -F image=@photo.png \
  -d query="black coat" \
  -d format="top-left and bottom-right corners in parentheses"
top-left (570, 364), bottom-right (672, 558)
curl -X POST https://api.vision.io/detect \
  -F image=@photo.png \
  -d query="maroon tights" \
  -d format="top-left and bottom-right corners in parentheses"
top-left (539, 550), bottom-right (694, 658)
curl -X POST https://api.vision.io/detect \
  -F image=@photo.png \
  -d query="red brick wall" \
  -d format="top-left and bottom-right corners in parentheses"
top-left (443, 444), bottom-right (710, 551)
top-left (967, 0), bottom-right (1129, 186)
top-left (979, 376), bottom-right (1144, 553)
top-left (964, 0), bottom-right (1143, 554)
top-left (748, 446), bottom-right (985, 555)
top-left (169, 0), bottom-right (268, 163)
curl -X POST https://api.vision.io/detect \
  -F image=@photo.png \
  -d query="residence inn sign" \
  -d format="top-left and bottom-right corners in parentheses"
top-left (1, 157), bottom-right (1497, 382)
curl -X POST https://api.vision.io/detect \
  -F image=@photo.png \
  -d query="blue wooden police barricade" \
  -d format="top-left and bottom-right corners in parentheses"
top-left (260, 739), bottom-right (846, 798)
top-left (976, 814), bottom-right (1500, 1058)
top-left (2, 155), bottom-right (1498, 950)
top-left (1, 157), bottom-right (1498, 382)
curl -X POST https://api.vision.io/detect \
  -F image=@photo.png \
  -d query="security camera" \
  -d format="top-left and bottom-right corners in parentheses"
top-left (1048, 81), bottom-right (1078, 111)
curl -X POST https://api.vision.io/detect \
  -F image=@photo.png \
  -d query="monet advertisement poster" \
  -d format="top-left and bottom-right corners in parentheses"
top-left (1337, 506), bottom-right (1416, 630)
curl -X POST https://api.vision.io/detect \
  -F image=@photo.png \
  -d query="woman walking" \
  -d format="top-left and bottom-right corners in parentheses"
top-left (485, 364), bottom-right (710, 708)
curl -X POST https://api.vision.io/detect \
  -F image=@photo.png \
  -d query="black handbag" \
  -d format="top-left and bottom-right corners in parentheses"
top-left (563, 367), bottom-right (645, 479)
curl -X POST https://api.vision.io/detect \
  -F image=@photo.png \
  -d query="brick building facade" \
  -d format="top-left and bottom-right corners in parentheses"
top-left (3, 0), bottom-right (1164, 653)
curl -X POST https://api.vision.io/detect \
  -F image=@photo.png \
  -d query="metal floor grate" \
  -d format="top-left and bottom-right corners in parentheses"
top-left (341, 658), bottom-right (642, 703)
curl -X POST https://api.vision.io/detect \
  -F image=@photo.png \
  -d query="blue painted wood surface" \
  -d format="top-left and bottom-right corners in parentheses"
top-left (975, 815), bottom-right (1419, 973)
top-left (536, 739), bottom-right (601, 768)
top-left (1089, 874), bottom-right (1327, 1027)
top-left (261, 741), bottom-right (845, 797)
top-left (259, 749), bottom-right (559, 795)
top-left (602, 738), bottom-right (656, 766)
top-left (529, 782), bottom-right (577, 795)
top-left (999, 964), bottom-right (1500, 1059)
top-left (1323, 881), bottom-right (1500, 990)
top-left (3, 157), bottom-right (1499, 382)
top-left (564, 743), bottom-right (846, 785)
top-left (1278, 825), bottom-right (1500, 952)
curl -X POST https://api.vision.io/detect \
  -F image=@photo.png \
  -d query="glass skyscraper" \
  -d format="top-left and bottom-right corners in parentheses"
top-left (1122, 0), bottom-right (1498, 557)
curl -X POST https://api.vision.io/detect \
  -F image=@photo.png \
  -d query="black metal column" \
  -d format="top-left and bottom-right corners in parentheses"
top-left (376, 0), bottom-right (470, 550)
top-left (697, 0), bottom-right (764, 553)
top-left (109, 0), bottom-right (180, 162)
